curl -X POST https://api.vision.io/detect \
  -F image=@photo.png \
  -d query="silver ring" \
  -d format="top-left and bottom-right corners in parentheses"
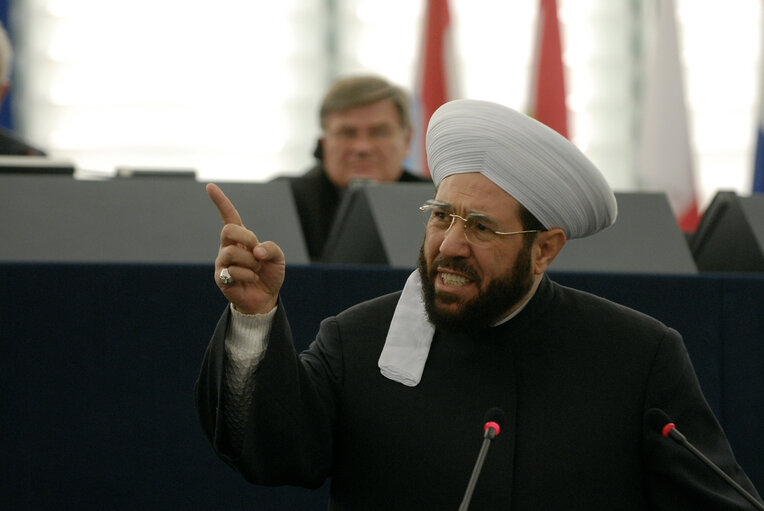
top-left (219, 267), bottom-right (233, 285)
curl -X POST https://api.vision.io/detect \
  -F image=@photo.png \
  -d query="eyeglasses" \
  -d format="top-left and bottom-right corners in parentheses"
top-left (419, 199), bottom-right (541, 246)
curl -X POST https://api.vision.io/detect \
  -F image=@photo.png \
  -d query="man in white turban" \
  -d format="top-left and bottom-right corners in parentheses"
top-left (195, 100), bottom-right (759, 510)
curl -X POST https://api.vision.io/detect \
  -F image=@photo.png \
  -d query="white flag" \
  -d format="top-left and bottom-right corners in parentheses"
top-left (638, 0), bottom-right (699, 231)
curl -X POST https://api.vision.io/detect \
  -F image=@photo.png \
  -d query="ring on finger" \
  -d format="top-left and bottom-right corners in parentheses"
top-left (219, 267), bottom-right (234, 285)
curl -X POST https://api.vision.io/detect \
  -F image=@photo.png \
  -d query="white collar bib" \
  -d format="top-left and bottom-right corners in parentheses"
top-left (378, 270), bottom-right (537, 386)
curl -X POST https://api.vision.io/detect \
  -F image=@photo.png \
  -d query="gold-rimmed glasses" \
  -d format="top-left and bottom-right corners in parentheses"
top-left (419, 199), bottom-right (540, 246)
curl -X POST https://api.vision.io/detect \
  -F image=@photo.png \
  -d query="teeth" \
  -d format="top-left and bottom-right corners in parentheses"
top-left (440, 272), bottom-right (469, 286)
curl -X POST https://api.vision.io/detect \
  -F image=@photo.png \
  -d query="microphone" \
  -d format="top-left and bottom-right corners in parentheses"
top-left (458, 408), bottom-right (506, 511)
top-left (646, 408), bottom-right (764, 510)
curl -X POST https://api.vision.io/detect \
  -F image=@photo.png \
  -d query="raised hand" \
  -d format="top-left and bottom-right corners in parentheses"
top-left (206, 183), bottom-right (285, 315)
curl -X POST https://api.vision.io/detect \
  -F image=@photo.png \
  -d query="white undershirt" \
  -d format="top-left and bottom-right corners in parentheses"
top-left (222, 304), bottom-right (275, 450)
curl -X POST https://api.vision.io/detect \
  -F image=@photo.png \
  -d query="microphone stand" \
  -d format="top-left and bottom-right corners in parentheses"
top-left (667, 427), bottom-right (764, 511)
top-left (458, 427), bottom-right (497, 511)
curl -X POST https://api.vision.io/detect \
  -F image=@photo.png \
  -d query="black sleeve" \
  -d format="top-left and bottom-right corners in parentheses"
top-left (193, 307), bottom-right (230, 456)
top-left (642, 328), bottom-right (762, 509)
top-left (194, 303), bottom-right (337, 489)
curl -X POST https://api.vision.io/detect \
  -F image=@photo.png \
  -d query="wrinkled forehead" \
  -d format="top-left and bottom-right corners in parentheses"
top-left (323, 98), bottom-right (404, 129)
top-left (434, 172), bottom-right (523, 220)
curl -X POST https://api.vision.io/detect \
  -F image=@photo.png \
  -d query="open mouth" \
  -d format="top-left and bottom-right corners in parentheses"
top-left (439, 272), bottom-right (470, 286)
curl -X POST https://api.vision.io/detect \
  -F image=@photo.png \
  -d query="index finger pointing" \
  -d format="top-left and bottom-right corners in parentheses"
top-left (206, 183), bottom-right (243, 226)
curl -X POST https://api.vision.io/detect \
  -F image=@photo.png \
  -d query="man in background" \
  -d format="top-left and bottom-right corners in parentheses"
top-left (280, 75), bottom-right (430, 260)
top-left (0, 21), bottom-right (45, 156)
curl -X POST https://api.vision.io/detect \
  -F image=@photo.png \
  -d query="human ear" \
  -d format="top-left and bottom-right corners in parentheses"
top-left (531, 228), bottom-right (566, 275)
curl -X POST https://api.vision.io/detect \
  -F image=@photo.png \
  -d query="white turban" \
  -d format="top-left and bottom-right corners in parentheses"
top-left (426, 99), bottom-right (617, 239)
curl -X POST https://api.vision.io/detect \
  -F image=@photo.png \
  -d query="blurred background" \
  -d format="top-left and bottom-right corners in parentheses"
top-left (1, 0), bottom-right (762, 217)
top-left (2, 3), bottom-right (763, 507)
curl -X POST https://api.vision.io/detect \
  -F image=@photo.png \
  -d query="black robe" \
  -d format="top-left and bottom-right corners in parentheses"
top-left (195, 276), bottom-right (760, 510)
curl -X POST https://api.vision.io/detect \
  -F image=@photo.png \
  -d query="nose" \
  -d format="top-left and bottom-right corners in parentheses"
top-left (438, 216), bottom-right (471, 257)
top-left (349, 133), bottom-right (374, 153)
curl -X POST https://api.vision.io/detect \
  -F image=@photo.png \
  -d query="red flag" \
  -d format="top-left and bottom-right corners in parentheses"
top-left (528, 0), bottom-right (568, 138)
top-left (415, 0), bottom-right (458, 176)
top-left (638, 0), bottom-right (699, 232)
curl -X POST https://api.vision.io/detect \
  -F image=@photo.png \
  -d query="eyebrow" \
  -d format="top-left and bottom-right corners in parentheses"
top-left (465, 211), bottom-right (500, 228)
top-left (432, 200), bottom-right (502, 228)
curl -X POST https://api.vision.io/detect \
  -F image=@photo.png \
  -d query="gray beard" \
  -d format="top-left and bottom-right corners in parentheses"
top-left (417, 243), bottom-right (534, 333)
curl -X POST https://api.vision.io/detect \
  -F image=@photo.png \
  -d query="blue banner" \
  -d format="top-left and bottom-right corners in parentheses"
top-left (0, 0), bottom-right (11, 129)
top-left (755, 127), bottom-right (764, 193)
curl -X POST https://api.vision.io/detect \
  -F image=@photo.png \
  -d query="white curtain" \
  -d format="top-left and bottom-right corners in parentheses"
top-left (10, 0), bottom-right (762, 208)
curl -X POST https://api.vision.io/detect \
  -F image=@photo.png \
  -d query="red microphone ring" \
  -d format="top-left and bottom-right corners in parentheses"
top-left (484, 421), bottom-right (501, 436)
top-left (661, 422), bottom-right (676, 438)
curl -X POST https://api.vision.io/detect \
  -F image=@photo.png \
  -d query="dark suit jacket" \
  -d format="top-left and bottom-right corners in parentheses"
top-left (0, 127), bottom-right (46, 156)
top-left (279, 165), bottom-right (430, 260)
top-left (195, 275), bottom-right (760, 510)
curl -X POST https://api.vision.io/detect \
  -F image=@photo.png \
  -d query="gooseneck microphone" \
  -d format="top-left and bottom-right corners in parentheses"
top-left (458, 408), bottom-right (506, 511)
top-left (646, 408), bottom-right (764, 510)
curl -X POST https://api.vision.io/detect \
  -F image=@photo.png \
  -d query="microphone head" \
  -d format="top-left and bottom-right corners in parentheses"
top-left (483, 407), bottom-right (506, 438)
top-left (484, 407), bottom-right (506, 426)
top-left (645, 408), bottom-right (675, 437)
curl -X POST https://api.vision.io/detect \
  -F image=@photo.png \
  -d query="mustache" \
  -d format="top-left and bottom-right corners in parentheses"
top-left (431, 256), bottom-right (480, 281)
